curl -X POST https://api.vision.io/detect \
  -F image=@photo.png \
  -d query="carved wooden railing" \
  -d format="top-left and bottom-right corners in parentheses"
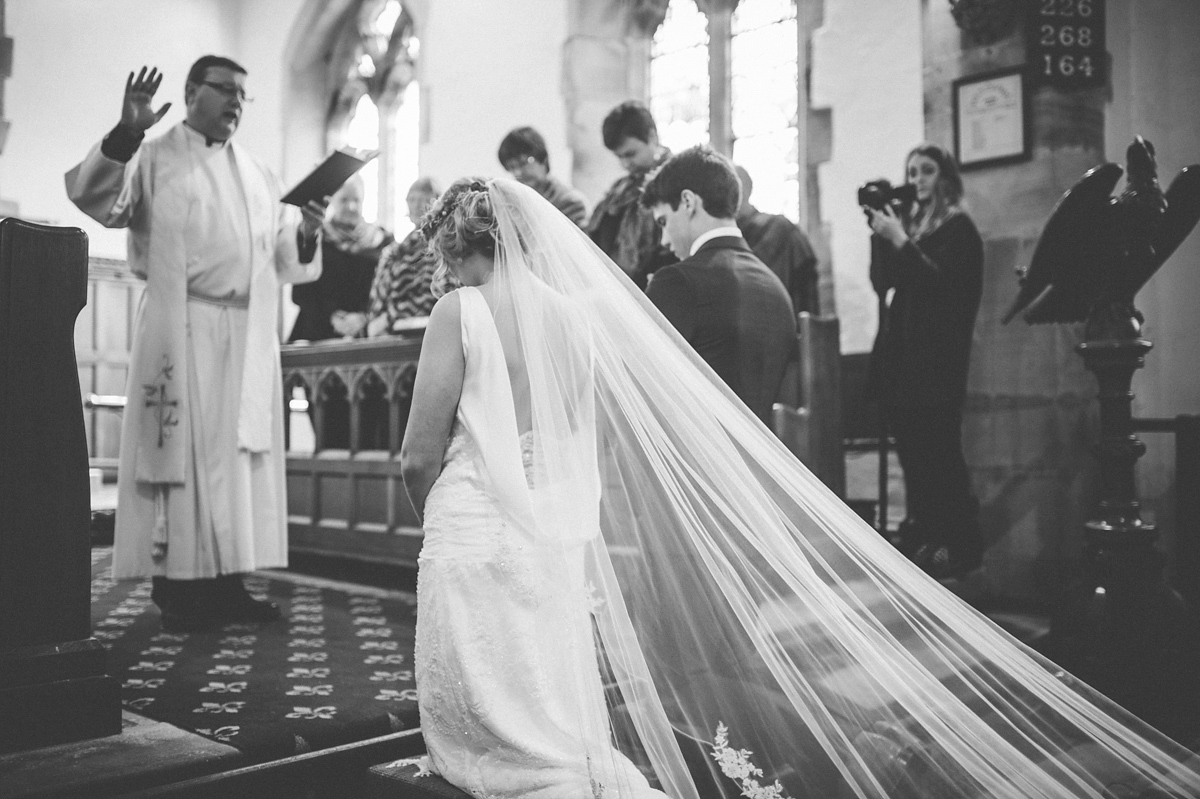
top-left (279, 314), bottom-right (844, 570)
top-left (281, 324), bottom-right (427, 569)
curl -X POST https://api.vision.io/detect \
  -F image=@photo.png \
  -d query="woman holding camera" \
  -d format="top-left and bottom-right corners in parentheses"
top-left (865, 143), bottom-right (984, 580)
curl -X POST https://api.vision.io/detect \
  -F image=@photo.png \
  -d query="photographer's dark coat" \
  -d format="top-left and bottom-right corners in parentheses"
top-left (869, 211), bottom-right (983, 408)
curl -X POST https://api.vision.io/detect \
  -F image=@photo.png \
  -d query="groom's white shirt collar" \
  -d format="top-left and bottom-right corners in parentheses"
top-left (689, 226), bottom-right (743, 257)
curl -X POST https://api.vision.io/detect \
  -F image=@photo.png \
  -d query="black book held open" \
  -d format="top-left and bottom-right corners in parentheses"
top-left (281, 149), bottom-right (378, 207)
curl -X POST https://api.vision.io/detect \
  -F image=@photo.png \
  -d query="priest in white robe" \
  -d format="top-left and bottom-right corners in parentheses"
top-left (65, 57), bottom-right (326, 632)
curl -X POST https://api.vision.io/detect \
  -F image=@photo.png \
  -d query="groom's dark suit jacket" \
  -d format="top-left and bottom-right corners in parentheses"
top-left (646, 235), bottom-right (797, 424)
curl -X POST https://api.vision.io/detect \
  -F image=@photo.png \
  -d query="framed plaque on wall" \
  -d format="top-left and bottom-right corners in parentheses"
top-left (952, 66), bottom-right (1032, 171)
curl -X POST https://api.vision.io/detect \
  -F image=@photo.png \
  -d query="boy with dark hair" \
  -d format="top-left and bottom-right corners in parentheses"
top-left (641, 146), bottom-right (796, 425)
top-left (600, 101), bottom-right (658, 152)
top-left (586, 100), bottom-right (675, 288)
top-left (497, 126), bottom-right (588, 227)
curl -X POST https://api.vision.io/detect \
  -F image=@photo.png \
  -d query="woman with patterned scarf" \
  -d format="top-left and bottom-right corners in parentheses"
top-left (364, 177), bottom-right (449, 337)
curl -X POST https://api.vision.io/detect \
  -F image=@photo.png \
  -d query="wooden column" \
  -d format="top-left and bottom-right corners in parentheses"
top-left (0, 218), bottom-right (121, 752)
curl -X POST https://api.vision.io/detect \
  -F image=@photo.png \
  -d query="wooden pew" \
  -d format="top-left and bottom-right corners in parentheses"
top-left (773, 313), bottom-right (845, 496)
top-left (0, 218), bottom-right (121, 751)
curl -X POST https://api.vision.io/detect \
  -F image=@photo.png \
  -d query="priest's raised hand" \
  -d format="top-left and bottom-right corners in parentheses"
top-left (120, 66), bottom-right (172, 133)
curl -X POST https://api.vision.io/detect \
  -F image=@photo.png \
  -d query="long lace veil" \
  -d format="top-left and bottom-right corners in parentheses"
top-left (478, 177), bottom-right (1200, 798)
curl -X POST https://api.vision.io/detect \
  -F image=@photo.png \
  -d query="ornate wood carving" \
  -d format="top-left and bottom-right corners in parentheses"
top-left (281, 332), bottom-right (427, 568)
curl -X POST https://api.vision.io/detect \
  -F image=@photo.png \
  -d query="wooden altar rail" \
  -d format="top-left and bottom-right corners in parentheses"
top-left (280, 314), bottom-right (845, 570)
top-left (281, 332), bottom-right (427, 569)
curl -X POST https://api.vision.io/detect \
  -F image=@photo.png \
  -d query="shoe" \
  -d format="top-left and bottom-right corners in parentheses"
top-left (214, 575), bottom-right (282, 623)
top-left (913, 543), bottom-right (982, 581)
top-left (155, 577), bottom-right (224, 632)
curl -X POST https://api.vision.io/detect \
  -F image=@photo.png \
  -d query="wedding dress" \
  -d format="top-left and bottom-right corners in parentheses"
top-left (412, 178), bottom-right (1200, 799)
top-left (416, 286), bottom-right (665, 798)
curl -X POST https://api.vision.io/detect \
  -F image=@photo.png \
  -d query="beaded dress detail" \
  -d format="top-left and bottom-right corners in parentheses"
top-left (414, 287), bottom-right (663, 798)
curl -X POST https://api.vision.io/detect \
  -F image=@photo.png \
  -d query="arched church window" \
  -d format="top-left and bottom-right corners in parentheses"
top-left (328, 0), bottom-right (420, 234)
top-left (649, 0), bottom-right (801, 223)
top-left (650, 0), bottom-right (710, 153)
top-left (731, 0), bottom-right (799, 220)
top-left (345, 93), bottom-right (381, 222)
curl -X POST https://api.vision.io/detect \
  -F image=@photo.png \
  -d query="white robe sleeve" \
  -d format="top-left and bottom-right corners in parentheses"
top-left (271, 179), bottom-right (322, 286)
top-left (64, 140), bottom-right (145, 230)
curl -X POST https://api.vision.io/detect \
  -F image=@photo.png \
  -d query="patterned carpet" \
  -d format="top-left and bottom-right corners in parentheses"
top-left (89, 548), bottom-right (421, 761)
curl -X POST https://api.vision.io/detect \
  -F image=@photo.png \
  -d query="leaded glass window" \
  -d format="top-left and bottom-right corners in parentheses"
top-left (650, 1), bottom-right (709, 153)
top-left (649, 0), bottom-right (802, 223)
top-left (732, 0), bottom-right (799, 221)
top-left (331, 0), bottom-right (419, 231)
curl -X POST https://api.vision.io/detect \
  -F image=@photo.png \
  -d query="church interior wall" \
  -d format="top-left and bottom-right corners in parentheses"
top-left (810, 0), bottom-right (924, 354)
top-left (417, 0), bottom-right (571, 192)
top-left (921, 0), bottom-right (1103, 601)
top-left (913, 0), bottom-right (1200, 600)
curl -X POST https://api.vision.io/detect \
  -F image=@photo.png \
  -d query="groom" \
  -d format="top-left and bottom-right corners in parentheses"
top-left (641, 146), bottom-right (797, 425)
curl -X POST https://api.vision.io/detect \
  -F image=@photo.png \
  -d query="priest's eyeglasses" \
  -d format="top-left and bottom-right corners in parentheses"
top-left (201, 81), bottom-right (254, 104)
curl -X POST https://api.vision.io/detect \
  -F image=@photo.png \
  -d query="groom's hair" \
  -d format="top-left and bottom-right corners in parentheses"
top-left (641, 145), bottom-right (741, 219)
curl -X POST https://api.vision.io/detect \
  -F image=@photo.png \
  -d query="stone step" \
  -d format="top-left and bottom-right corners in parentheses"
top-left (364, 756), bottom-right (472, 799)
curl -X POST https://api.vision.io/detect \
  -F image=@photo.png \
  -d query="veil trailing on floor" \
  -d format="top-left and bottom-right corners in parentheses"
top-left (475, 177), bottom-right (1199, 798)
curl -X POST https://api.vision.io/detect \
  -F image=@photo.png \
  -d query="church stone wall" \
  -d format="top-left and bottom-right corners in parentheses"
top-left (922, 0), bottom-right (1103, 602)
top-left (810, 0), bottom-right (924, 354)
top-left (916, 0), bottom-right (1200, 601)
top-left (417, 0), bottom-right (571, 190)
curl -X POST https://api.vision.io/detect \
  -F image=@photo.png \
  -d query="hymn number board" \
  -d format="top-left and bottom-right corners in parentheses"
top-left (1030, 0), bottom-right (1106, 89)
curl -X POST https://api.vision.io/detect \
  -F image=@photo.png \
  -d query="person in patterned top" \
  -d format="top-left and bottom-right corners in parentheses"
top-left (365, 177), bottom-right (445, 337)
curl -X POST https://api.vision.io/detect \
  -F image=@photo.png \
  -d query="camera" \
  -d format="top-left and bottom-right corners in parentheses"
top-left (858, 179), bottom-right (916, 213)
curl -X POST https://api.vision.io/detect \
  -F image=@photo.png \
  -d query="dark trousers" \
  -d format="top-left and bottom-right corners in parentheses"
top-left (887, 404), bottom-right (981, 554)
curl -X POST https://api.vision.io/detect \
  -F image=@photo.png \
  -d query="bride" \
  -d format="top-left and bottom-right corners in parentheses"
top-left (400, 177), bottom-right (1200, 798)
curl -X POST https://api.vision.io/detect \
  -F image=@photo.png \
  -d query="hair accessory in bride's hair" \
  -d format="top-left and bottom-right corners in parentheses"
top-left (419, 179), bottom-right (489, 242)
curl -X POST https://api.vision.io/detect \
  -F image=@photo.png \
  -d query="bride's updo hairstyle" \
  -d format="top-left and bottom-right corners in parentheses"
top-left (419, 178), bottom-right (497, 294)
